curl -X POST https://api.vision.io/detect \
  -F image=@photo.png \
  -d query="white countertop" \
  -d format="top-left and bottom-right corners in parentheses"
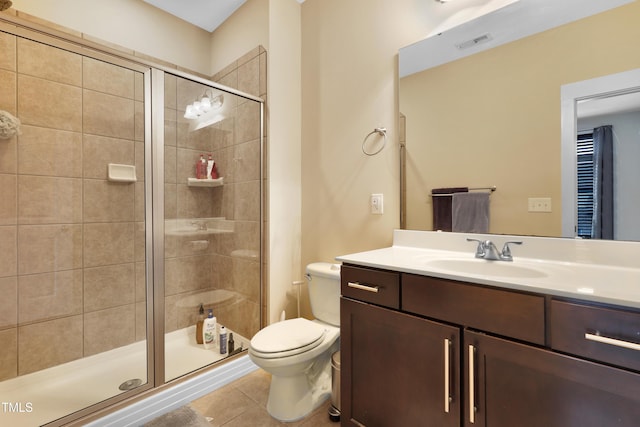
top-left (336, 230), bottom-right (640, 309)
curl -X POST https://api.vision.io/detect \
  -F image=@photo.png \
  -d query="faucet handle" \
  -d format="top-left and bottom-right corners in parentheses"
top-left (466, 238), bottom-right (486, 258)
top-left (501, 241), bottom-right (522, 261)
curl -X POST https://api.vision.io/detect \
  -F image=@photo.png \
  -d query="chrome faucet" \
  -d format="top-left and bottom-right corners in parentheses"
top-left (466, 238), bottom-right (522, 261)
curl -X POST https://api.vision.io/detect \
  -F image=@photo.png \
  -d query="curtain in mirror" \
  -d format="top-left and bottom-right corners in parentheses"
top-left (591, 125), bottom-right (614, 239)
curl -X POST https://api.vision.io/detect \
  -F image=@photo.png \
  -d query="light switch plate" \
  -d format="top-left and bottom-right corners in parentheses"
top-left (371, 193), bottom-right (384, 214)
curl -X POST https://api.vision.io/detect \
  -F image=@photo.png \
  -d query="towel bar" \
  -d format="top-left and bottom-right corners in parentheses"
top-left (430, 186), bottom-right (496, 197)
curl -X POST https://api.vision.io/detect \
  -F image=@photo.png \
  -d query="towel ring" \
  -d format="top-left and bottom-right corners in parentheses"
top-left (362, 127), bottom-right (387, 156)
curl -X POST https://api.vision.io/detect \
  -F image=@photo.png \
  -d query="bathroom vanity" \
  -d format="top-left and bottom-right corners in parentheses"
top-left (337, 231), bottom-right (640, 427)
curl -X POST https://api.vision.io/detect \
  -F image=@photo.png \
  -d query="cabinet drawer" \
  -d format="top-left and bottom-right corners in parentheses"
top-left (402, 274), bottom-right (545, 345)
top-left (341, 265), bottom-right (400, 309)
top-left (550, 300), bottom-right (640, 372)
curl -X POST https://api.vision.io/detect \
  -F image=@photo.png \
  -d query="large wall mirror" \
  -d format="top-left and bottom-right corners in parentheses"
top-left (399, 0), bottom-right (640, 241)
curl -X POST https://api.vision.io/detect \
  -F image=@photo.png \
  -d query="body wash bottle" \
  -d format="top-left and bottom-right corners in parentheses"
top-left (195, 304), bottom-right (205, 344)
top-left (203, 309), bottom-right (217, 349)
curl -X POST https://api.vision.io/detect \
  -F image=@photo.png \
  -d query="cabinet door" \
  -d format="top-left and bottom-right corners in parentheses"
top-left (341, 297), bottom-right (460, 427)
top-left (464, 330), bottom-right (640, 427)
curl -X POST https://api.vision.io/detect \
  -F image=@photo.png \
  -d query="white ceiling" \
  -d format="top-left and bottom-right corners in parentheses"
top-left (142, 0), bottom-right (305, 32)
top-left (142, 0), bottom-right (246, 32)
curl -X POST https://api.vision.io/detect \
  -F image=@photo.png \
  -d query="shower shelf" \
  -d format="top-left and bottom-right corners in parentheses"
top-left (187, 177), bottom-right (224, 187)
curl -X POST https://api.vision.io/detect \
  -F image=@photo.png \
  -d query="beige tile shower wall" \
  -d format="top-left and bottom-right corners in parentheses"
top-left (164, 74), bottom-right (219, 334)
top-left (0, 33), bottom-right (145, 380)
top-left (164, 47), bottom-right (264, 341)
top-left (214, 47), bottom-right (264, 341)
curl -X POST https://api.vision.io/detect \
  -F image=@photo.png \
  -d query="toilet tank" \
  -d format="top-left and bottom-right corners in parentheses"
top-left (306, 262), bottom-right (341, 326)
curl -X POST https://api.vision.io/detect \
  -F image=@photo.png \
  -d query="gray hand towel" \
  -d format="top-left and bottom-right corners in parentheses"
top-left (452, 192), bottom-right (490, 233)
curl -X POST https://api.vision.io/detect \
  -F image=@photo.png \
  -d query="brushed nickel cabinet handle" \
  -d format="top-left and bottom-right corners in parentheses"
top-left (585, 332), bottom-right (640, 351)
top-left (469, 344), bottom-right (476, 424)
top-left (444, 338), bottom-right (452, 413)
top-left (347, 281), bottom-right (379, 293)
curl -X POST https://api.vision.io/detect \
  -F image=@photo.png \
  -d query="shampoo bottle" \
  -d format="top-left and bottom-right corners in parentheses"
top-left (219, 326), bottom-right (228, 354)
top-left (203, 309), bottom-right (217, 349)
top-left (195, 304), bottom-right (205, 344)
top-left (206, 154), bottom-right (214, 179)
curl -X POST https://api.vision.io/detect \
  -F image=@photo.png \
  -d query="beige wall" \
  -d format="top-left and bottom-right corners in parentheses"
top-left (265, 1), bottom-right (302, 323)
top-left (210, 0), bottom-right (302, 324)
top-left (401, 2), bottom-right (640, 236)
top-left (10, 0), bottom-right (213, 74)
top-left (299, 0), bottom-right (424, 268)
top-left (209, 0), bottom-right (269, 76)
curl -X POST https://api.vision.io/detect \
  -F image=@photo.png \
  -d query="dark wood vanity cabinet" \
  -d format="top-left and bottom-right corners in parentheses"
top-left (465, 330), bottom-right (640, 427)
top-left (340, 264), bottom-right (640, 427)
top-left (341, 266), bottom-right (462, 426)
top-left (341, 297), bottom-right (460, 427)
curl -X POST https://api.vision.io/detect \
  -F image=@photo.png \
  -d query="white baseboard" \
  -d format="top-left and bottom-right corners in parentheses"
top-left (85, 355), bottom-right (258, 427)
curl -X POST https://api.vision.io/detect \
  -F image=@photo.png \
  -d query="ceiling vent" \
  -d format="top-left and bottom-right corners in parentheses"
top-left (455, 33), bottom-right (493, 50)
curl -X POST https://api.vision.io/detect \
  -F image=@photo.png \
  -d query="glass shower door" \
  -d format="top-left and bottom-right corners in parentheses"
top-left (163, 73), bottom-right (262, 381)
top-left (0, 31), bottom-right (152, 427)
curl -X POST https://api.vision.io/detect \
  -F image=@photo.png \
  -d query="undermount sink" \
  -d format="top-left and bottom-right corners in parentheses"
top-left (424, 258), bottom-right (547, 279)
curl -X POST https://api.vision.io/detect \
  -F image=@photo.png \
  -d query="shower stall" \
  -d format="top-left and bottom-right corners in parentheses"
top-left (0, 17), bottom-right (263, 427)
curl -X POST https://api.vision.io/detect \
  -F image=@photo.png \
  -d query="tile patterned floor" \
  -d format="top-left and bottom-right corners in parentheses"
top-left (189, 369), bottom-right (338, 426)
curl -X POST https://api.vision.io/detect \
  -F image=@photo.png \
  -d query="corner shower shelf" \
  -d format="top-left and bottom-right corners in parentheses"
top-left (187, 177), bottom-right (224, 187)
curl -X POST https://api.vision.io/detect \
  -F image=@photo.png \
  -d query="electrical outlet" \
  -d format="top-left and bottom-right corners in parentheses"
top-left (528, 197), bottom-right (552, 212)
top-left (371, 193), bottom-right (384, 214)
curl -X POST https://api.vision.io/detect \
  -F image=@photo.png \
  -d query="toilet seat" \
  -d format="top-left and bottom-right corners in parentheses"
top-left (250, 318), bottom-right (327, 359)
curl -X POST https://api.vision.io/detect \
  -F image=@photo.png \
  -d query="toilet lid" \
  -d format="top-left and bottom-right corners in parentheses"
top-left (251, 318), bottom-right (326, 356)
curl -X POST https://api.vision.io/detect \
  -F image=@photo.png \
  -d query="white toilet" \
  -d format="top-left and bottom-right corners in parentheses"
top-left (249, 262), bottom-right (341, 422)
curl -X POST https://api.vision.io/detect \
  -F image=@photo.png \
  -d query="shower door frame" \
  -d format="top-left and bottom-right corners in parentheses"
top-left (151, 68), bottom-right (266, 386)
top-left (0, 18), bottom-right (158, 426)
top-left (0, 13), bottom-right (265, 427)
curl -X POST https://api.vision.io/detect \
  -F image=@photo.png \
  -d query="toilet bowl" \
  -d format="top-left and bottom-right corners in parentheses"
top-left (249, 262), bottom-right (341, 422)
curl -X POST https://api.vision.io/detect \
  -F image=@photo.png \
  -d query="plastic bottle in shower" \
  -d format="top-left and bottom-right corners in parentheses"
top-left (219, 326), bottom-right (228, 354)
top-left (203, 309), bottom-right (217, 349)
top-left (196, 154), bottom-right (206, 179)
top-left (195, 304), bottom-right (205, 344)
top-left (206, 154), bottom-right (214, 180)
top-left (228, 333), bottom-right (235, 353)
top-left (211, 160), bottom-right (219, 179)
